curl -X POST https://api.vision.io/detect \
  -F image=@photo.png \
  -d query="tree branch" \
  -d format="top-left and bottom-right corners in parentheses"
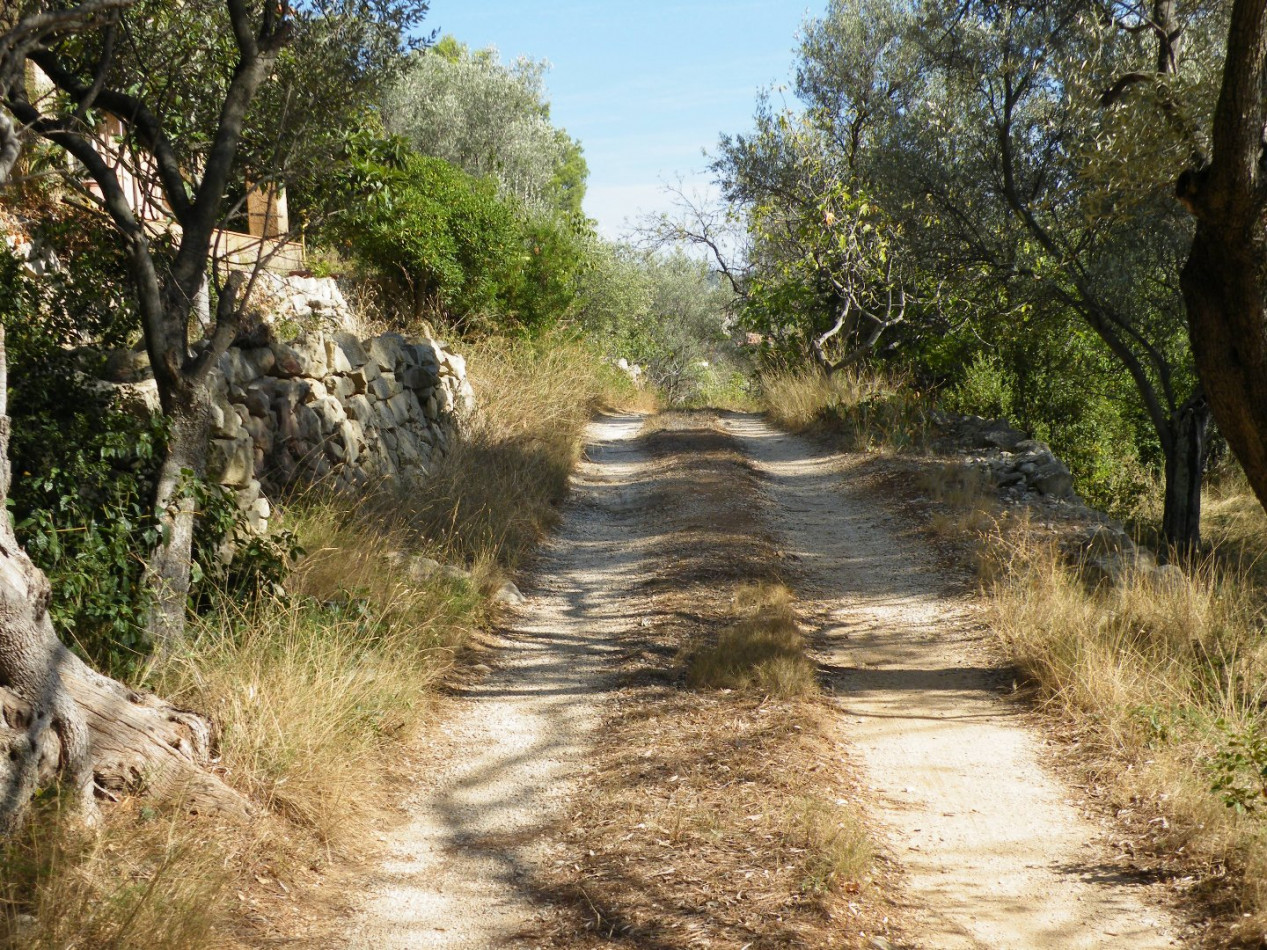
top-left (27, 49), bottom-right (193, 222)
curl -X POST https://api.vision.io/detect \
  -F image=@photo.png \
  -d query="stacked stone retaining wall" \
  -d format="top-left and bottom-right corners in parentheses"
top-left (206, 331), bottom-right (474, 532)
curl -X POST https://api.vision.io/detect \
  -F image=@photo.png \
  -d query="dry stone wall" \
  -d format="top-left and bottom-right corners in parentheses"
top-left (933, 412), bottom-right (1183, 589)
top-left (207, 330), bottom-right (475, 532)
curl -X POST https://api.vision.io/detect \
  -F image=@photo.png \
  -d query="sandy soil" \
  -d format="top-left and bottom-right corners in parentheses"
top-left (719, 412), bottom-right (1182, 949)
top-left (345, 413), bottom-right (652, 949)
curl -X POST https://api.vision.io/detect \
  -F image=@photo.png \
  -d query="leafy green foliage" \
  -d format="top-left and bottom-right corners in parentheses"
top-left (37, 0), bottom-right (430, 238)
top-left (11, 390), bottom-right (164, 674)
top-left (575, 245), bottom-right (744, 405)
top-left (0, 234), bottom-right (296, 674)
top-left (0, 208), bottom-right (143, 355)
top-left (321, 131), bottom-right (517, 324)
top-left (187, 478), bottom-right (304, 606)
top-left (495, 208), bottom-right (591, 332)
top-left (381, 36), bottom-right (587, 215)
top-left (1211, 719), bottom-right (1267, 814)
top-left (320, 129), bottom-right (595, 333)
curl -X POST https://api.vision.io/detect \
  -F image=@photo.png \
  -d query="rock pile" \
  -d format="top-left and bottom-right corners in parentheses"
top-left (386, 551), bottom-right (526, 606)
top-left (936, 415), bottom-right (1076, 500)
top-left (250, 271), bottom-right (359, 334)
top-left (935, 412), bottom-right (1183, 589)
top-left (985, 440), bottom-right (1075, 499)
top-left (608, 357), bottom-right (645, 387)
top-left (1066, 524), bottom-right (1185, 590)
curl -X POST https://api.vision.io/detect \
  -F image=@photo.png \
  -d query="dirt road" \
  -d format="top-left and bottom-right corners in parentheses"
top-left (719, 413), bottom-right (1180, 949)
top-left (346, 414), bottom-right (652, 948)
top-left (346, 411), bottom-right (1184, 948)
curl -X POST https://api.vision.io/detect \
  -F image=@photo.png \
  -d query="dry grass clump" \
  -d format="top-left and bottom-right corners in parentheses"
top-left (0, 803), bottom-right (237, 950)
top-left (404, 332), bottom-right (655, 568)
top-left (916, 461), bottom-right (998, 541)
top-left (985, 529), bottom-right (1267, 940)
top-left (687, 582), bottom-right (819, 698)
top-left (760, 366), bottom-right (931, 452)
top-left (793, 795), bottom-right (873, 895)
top-left (535, 415), bottom-right (892, 948)
top-left (1204, 465), bottom-right (1267, 589)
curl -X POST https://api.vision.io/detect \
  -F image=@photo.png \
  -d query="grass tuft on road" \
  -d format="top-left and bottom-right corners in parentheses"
top-left (537, 413), bottom-right (892, 949)
top-left (687, 582), bottom-right (819, 698)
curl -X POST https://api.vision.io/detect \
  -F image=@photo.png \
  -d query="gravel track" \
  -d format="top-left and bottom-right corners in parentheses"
top-left (720, 412), bottom-right (1182, 949)
top-left (345, 413), bottom-right (650, 949)
top-left (345, 409), bottom-right (1186, 949)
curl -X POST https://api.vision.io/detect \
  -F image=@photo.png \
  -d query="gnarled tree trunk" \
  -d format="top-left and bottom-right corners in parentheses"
top-left (0, 327), bottom-right (247, 832)
top-left (1160, 393), bottom-right (1212, 556)
top-left (1176, 0), bottom-right (1267, 520)
top-left (143, 380), bottom-right (213, 649)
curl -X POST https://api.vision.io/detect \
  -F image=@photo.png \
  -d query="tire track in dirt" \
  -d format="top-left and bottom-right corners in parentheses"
top-left (344, 413), bottom-right (653, 949)
top-left (720, 412), bottom-right (1183, 950)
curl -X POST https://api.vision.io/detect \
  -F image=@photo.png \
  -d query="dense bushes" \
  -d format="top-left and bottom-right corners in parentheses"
top-left (0, 225), bottom-right (292, 674)
top-left (575, 245), bottom-right (748, 406)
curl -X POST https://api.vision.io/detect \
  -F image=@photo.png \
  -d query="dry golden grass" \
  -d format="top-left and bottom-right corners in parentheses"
top-left (1204, 466), bottom-right (1267, 590)
top-left (915, 461), bottom-right (998, 541)
top-left (0, 802), bottom-right (240, 950)
top-left (686, 582), bottom-right (820, 698)
top-left (403, 333), bottom-right (656, 568)
top-left (2, 331), bottom-right (639, 948)
top-left (983, 525), bottom-right (1267, 944)
top-left (760, 365), bottom-right (932, 452)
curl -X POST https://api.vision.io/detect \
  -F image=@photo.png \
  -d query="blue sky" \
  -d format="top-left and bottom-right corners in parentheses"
top-left (423, 1), bottom-right (815, 238)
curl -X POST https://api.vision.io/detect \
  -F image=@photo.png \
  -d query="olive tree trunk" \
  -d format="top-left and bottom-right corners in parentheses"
top-left (143, 378), bottom-right (214, 648)
top-left (0, 327), bottom-right (246, 832)
top-left (1160, 394), bottom-right (1212, 556)
top-left (1175, 0), bottom-right (1267, 519)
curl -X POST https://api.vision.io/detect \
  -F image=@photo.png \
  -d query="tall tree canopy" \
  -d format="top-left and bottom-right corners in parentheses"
top-left (381, 36), bottom-right (588, 216)
top-left (1, 0), bottom-right (428, 643)
top-left (701, 0), bottom-right (1235, 550)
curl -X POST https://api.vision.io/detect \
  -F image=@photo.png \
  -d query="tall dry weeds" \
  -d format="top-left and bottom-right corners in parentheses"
top-left (760, 365), bottom-right (931, 452)
top-left (406, 334), bottom-right (654, 567)
top-left (985, 529), bottom-right (1267, 937)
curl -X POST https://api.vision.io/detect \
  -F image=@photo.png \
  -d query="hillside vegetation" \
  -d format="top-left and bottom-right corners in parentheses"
top-left (8, 0), bottom-right (1267, 945)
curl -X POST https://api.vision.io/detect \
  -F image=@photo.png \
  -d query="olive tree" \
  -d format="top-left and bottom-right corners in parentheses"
top-left (1, 0), bottom-right (426, 646)
top-left (0, 0), bottom-right (289, 832)
top-left (1176, 0), bottom-right (1267, 522)
top-left (881, 0), bottom-right (1217, 549)
top-left (381, 36), bottom-right (587, 216)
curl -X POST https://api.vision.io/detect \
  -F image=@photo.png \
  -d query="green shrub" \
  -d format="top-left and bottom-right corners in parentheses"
top-left (319, 132), bottom-right (517, 325)
top-left (942, 352), bottom-right (1016, 421)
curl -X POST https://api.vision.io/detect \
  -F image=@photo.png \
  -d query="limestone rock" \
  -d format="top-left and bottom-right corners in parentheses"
top-left (239, 346), bottom-right (276, 379)
top-left (1031, 461), bottom-right (1074, 498)
top-left (406, 556), bottom-right (440, 584)
top-left (368, 333), bottom-right (409, 373)
top-left (207, 437), bottom-right (254, 489)
top-left (104, 348), bottom-right (152, 383)
top-left (494, 581), bottom-right (526, 606)
top-left (332, 332), bottom-right (370, 369)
